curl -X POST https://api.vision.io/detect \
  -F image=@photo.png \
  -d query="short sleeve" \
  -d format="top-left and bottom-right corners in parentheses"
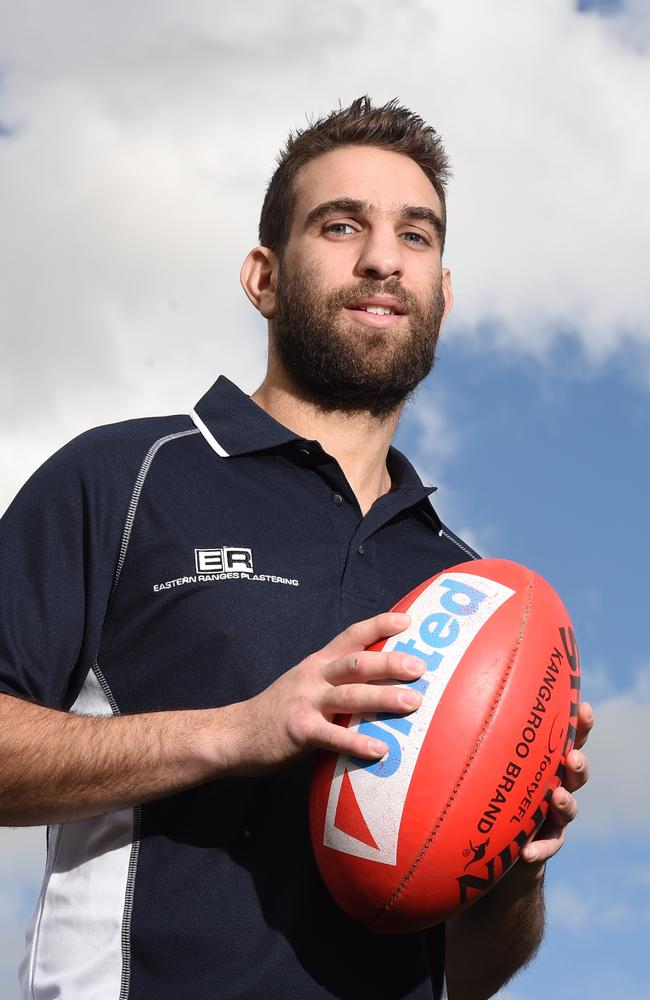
top-left (0, 431), bottom-right (129, 708)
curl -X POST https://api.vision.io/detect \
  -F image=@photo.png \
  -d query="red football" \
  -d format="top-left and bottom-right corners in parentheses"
top-left (309, 558), bottom-right (581, 933)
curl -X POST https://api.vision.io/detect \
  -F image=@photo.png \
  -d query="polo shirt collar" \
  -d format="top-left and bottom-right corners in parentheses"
top-left (386, 447), bottom-right (435, 496)
top-left (191, 376), bottom-right (300, 457)
top-left (190, 375), bottom-right (441, 530)
top-left (368, 448), bottom-right (442, 535)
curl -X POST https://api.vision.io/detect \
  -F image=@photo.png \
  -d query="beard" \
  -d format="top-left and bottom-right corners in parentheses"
top-left (271, 263), bottom-right (446, 419)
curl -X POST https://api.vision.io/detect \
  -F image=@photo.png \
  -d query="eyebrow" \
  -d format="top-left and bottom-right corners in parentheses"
top-left (303, 198), bottom-right (444, 239)
top-left (401, 205), bottom-right (444, 239)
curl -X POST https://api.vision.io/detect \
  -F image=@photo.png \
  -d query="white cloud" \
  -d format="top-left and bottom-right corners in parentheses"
top-left (599, 0), bottom-right (650, 53)
top-left (439, 2), bottom-right (650, 366)
top-left (0, 826), bottom-right (45, 879)
top-left (401, 388), bottom-right (463, 467)
top-left (548, 880), bottom-right (650, 934)
top-left (0, 0), bottom-right (648, 506)
top-left (548, 882), bottom-right (592, 930)
top-left (0, 900), bottom-right (23, 1000)
top-left (0, 827), bottom-right (44, 1000)
top-left (398, 385), bottom-right (498, 553)
top-left (575, 668), bottom-right (650, 838)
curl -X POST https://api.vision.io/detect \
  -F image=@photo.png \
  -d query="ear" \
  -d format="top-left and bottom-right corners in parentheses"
top-left (240, 246), bottom-right (279, 319)
top-left (441, 267), bottom-right (453, 323)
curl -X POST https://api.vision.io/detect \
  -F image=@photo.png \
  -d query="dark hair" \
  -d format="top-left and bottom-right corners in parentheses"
top-left (258, 95), bottom-right (451, 255)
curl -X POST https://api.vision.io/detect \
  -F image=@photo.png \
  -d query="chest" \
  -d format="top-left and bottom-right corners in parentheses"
top-left (97, 453), bottom-right (464, 713)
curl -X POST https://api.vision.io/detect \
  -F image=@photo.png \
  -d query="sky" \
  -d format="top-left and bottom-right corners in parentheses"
top-left (1, 0), bottom-right (649, 997)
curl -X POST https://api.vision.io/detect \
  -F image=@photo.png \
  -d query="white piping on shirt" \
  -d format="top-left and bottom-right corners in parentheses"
top-left (190, 409), bottom-right (230, 458)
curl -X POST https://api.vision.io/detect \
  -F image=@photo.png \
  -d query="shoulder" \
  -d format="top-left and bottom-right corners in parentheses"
top-left (55, 413), bottom-right (197, 474)
top-left (32, 414), bottom-right (195, 486)
top-left (3, 414), bottom-right (198, 526)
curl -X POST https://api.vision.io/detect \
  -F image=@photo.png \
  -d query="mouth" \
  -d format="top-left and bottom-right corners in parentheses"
top-left (343, 296), bottom-right (407, 328)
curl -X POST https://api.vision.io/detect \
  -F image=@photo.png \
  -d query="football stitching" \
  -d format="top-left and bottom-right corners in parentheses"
top-left (376, 573), bottom-right (534, 923)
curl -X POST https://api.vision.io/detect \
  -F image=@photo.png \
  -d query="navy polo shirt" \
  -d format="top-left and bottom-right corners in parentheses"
top-left (0, 376), bottom-right (478, 1000)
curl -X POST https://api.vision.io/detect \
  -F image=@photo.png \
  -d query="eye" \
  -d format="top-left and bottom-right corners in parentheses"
top-left (401, 231), bottom-right (430, 246)
top-left (324, 222), bottom-right (356, 236)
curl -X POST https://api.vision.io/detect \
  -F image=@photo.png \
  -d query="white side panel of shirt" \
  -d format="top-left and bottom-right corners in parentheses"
top-left (20, 669), bottom-right (135, 1000)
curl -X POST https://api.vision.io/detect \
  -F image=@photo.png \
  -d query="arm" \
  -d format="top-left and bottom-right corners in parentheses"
top-left (0, 611), bottom-right (424, 826)
top-left (0, 693), bottom-right (240, 825)
top-left (443, 703), bottom-right (593, 999)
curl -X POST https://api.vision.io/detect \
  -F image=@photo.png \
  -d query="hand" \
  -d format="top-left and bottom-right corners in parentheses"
top-left (521, 700), bottom-right (593, 868)
top-left (229, 612), bottom-right (425, 775)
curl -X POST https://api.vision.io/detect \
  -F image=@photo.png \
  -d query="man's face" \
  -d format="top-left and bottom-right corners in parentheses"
top-left (270, 145), bottom-right (452, 418)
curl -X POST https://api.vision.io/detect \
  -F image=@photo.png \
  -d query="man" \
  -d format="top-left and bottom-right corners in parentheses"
top-left (0, 96), bottom-right (591, 999)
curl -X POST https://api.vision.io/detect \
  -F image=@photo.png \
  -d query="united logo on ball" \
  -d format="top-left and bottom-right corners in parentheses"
top-left (309, 558), bottom-right (581, 933)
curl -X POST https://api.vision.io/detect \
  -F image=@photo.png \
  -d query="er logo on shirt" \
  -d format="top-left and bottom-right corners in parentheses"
top-left (194, 547), bottom-right (254, 574)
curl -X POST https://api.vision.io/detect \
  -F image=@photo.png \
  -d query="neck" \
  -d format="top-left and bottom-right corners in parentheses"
top-left (252, 365), bottom-right (400, 516)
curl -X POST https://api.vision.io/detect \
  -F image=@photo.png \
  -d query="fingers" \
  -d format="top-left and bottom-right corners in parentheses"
top-left (320, 648), bottom-right (425, 720)
top-left (521, 715), bottom-right (591, 867)
top-left (321, 612), bottom-right (411, 661)
top-left (563, 747), bottom-right (590, 793)
top-left (550, 785), bottom-right (579, 825)
top-left (305, 717), bottom-right (392, 763)
top-left (525, 712), bottom-right (591, 864)
top-left (523, 826), bottom-right (565, 865)
top-left (324, 678), bottom-right (422, 718)
top-left (575, 702), bottom-right (594, 750)
top-left (522, 786), bottom-right (578, 864)
top-left (323, 648), bottom-right (424, 686)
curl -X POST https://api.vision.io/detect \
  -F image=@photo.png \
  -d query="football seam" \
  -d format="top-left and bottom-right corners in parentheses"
top-left (375, 573), bottom-right (535, 924)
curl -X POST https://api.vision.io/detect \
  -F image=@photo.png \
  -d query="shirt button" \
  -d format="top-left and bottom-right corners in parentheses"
top-left (332, 492), bottom-right (344, 505)
top-left (300, 447), bottom-right (310, 455)
top-left (357, 544), bottom-right (365, 555)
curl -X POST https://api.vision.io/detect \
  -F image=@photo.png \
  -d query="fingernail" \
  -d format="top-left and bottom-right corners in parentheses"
top-left (392, 613), bottom-right (410, 625)
top-left (525, 846), bottom-right (538, 861)
top-left (370, 740), bottom-right (387, 756)
top-left (399, 690), bottom-right (422, 709)
top-left (573, 756), bottom-right (584, 771)
top-left (558, 790), bottom-right (569, 806)
top-left (405, 656), bottom-right (424, 674)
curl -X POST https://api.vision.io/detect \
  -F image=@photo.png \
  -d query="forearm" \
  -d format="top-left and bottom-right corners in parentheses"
top-left (444, 860), bottom-right (546, 1000)
top-left (0, 693), bottom-right (244, 825)
top-left (0, 612), bottom-right (427, 826)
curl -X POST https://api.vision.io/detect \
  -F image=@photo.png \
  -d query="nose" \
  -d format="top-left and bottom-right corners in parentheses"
top-left (355, 226), bottom-right (404, 281)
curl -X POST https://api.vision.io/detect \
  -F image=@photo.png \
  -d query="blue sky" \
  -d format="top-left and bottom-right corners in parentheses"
top-left (0, 1), bottom-right (648, 997)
